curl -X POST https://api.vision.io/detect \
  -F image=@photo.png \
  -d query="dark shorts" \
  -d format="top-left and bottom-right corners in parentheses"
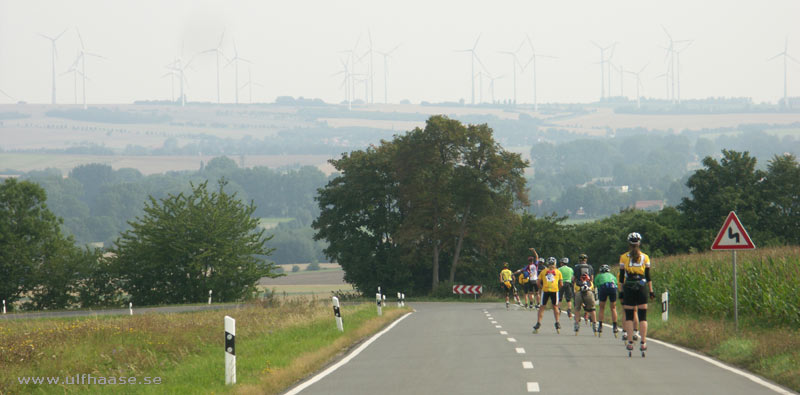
top-left (622, 280), bottom-right (648, 306)
top-left (522, 280), bottom-right (535, 293)
top-left (597, 284), bottom-right (618, 303)
top-left (559, 282), bottom-right (573, 302)
top-left (541, 291), bottom-right (558, 306)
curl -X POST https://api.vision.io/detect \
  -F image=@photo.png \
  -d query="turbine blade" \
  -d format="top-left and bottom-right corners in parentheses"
top-left (55, 28), bottom-right (68, 41)
top-left (767, 52), bottom-right (784, 61)
top-left (76, 27), bottom-right (85, 49)
top-left (472, 33), bottom-right (482, 51)
top-left (218, 29), bottom-right (226, 49)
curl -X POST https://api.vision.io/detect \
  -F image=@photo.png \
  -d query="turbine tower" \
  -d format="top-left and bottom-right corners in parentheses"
top-left (498, 39), bottom-right (525, 106)
top-left (166, 49), bottom-right (194, 106)
top-left (63, 52), bottom-right (83, 104)
top-left (487, 73), bottom-right (504, 104)
top-left (524, 35), bottom-right (556, 112)
top-left (76, 28), bottom-right (105, 110)
top-left (376, 44), bottom-right (400, 104)
top-left (768, 36), bottom-right (798, 109)
top-left (591, 41), bottom-right (616, 101)
top-left (38, 29), bottom-right (67, 104)
top-left (456, 34), bottom-right (482, 105)
top-left (200, 30), bottom-right (227, 104)
top-left (239, 66), bottom-right (263, 104)
top-left (625, 64), bottom-right (648, 109)
top-left (225, 39), bottom-right (251, 105)
top-left (332, 58), bottom-right (352, 110)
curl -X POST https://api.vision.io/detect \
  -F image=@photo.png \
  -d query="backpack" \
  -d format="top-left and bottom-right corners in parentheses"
top-left (518, 272), bottom-right (529, 284)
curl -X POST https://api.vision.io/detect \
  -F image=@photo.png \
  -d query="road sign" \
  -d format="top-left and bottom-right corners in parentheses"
top-left (452, 285), bottom-right (483, 295)
top-left (711, 211), bottom-right (755, 250)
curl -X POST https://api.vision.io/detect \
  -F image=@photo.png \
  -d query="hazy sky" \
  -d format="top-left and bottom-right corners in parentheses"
top-left (1, 0), bottom-right (800, 105)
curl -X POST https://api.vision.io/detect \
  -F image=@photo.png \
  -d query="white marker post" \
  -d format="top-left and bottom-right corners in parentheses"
top-left (397, 292), bottom-right (401, 308)
top-left (661, 291), bottom-right (669, 322)
top-left (332, 296), bottom-right (344, 332)
top-left (2, 300), bottom-right (5, 314)
top-left (208, 290), bottom-right (213, 305)
top-left (376, 293), bottom-right (382, 316)
top-left (129, 302), bottom-right (133, 316)
top-left (401, 293), bottom-right (405, 307)
top-left (382, 294), bottom-right (386, 308)
top-left (225, 316), bottom-right (236, 385)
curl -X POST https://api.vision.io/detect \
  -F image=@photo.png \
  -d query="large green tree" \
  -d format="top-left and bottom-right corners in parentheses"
top-left (314, 116), bottom-right (528, 294)
top-left (113, 180), bottom-right (278, 305)
top-left (0, 179), bottom-right (83, 308)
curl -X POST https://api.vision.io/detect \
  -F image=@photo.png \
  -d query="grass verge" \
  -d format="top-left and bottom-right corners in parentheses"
top-left (647, 309), bottom-right (800, 392)
top-left (0, 299), bottom-right (409, 394)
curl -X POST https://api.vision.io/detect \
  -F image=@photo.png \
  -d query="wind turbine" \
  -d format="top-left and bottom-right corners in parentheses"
top-left (591, 41), bottom-right (616, 101)
top-left (625, 64), bottom-right (648, 109)
top-left (376, 44), bottom-right (400, 104)
top-left (239, 66), bottom-right (264, 104)
top-left (62, 52), bottom-right (84, 104)
top-left (225, 39), bottom-right (251, 105)
top-left (524, 35), bottom-right (556, 112)
top-left (332, 58), bottom-right (352, 109)
top-left (38, 29), bottom-right (67, 104)
top-left (674, 40), bottom-right (693, 104)
top-left (199, 30), bottom-right (228, 104)
top-left (166, 49), bottom-right (194, 106)
top-left (162, 60), bottom-right (179, 103)
top-left (768, 36), bottom-right (799, 109)
top-left (455, 34), bottom-right (482, 105)
top-left (487, 73), bottom-right (504, 104)
top-left (498, 39), bottom-right (525, 106)
top-left (75, 28), bottom-right (105, 110)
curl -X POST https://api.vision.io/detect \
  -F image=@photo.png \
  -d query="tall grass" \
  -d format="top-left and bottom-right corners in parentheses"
top-left (654, 246), bottom-right (800, 327)
top-left (0, 298), bottom-right (407, 394)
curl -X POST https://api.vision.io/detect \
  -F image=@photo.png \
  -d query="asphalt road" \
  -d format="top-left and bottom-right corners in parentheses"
top-left (0, 303), bottom-right (242, 321)
top-left (290, 302), bottom-right (794, 395)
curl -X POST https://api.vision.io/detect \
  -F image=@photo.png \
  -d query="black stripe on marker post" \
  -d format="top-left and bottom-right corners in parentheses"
top-left (225, 331), bottom-right (235, 356)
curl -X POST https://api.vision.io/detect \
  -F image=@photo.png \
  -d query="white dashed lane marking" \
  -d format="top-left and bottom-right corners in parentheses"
top-left (522, 361), bottom-right (534, 369)
top-left (507, 337), bottom-right (517, 343)
top-left (491, 321), bottom-right (497, 324)
top-left (527, 382), bottom-right (540, 392)
top-left (500, 331), bottom-right (508, 335)
top-left (515, 347), bottom-right (525, 354)
top-left (495, 325), bottom-right (502, 328)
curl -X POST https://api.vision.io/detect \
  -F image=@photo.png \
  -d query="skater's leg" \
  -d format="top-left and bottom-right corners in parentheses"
top-left (637, 304), bottom-right (648, 344)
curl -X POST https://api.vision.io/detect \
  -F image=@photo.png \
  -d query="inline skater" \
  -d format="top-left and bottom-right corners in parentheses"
top-left (619, 232), bottom-right (655, 357)
top-left (514, 248), bottom-right (540, 309)
top-left (499, 262), bottom-right (516, 310)
top-left (573, 253), bottom-right (597, 335)
top-left (558, 257), bottom-right (574, 318)
top-left (594, 264), bottom-right (619, 337)
top-left (533, 257), bottom-right (563, 334)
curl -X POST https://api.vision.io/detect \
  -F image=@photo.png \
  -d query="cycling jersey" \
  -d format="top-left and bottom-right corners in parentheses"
top-left (594, 272), bottom-right (617, 288)
top-left (619, 252), bottom-right (651, 276)
top-left (538, 268), bottom-right (563, 293)
top-left (500, 268), bottom-right (513, 282)
top-left (558, 265), bottom-right (574, 283)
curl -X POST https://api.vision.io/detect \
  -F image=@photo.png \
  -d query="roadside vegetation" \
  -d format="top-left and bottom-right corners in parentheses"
top-left (647, 246), bottom-right (800, 392)
top-left (0, 299), bottom-right (409, 394)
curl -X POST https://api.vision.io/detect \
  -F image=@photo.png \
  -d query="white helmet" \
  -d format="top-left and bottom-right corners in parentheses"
top-left (547, 257), bottom-right (557, 265)
top-left (627, 232), bottom-right (642, 245)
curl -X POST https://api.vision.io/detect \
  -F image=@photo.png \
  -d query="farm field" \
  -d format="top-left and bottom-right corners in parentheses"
top-left (0, 153), bottom-right (335, 176)
top-left (259, 264), bottom-right (350, 296)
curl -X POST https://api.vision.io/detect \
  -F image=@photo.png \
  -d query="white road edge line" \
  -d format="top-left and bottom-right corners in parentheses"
top-left (522, 361), bottom-right (534, 369)
top-left (595, 321), bottom-right (793, 394)
top-left (515, 347), bottom-right (525, 354)
top-left (284, 312), bottom-right (413, 395)
top-left (527, 382), bottom-right (540, 392)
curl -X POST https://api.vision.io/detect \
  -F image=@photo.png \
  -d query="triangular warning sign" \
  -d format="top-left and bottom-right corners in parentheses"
top-left (711, 211), bottom-right (756, 250)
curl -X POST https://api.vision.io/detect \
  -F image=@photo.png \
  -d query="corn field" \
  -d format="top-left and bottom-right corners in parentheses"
top-left (653, 246), bottom-right (800, 327)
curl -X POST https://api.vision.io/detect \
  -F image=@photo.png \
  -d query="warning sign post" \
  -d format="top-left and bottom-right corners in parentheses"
top-left (711, 211), bottom-right (755, 331)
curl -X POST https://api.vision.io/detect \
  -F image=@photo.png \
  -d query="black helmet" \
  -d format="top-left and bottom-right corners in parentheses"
top-left (578, 253), bottom-right (588, 260)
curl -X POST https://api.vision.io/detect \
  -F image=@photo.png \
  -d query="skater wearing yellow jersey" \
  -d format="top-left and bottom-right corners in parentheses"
top-left (532, 257), bottom-right (563, 334)
top-left (619, 232), bottom-right (655, 357)
top-left (499, 262), bottom-right (518, 310)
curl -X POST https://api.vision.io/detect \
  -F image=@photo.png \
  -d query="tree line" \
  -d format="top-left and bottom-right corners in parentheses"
top-left (314, 116), bottom-right (800, 297)
top-left (0, 179), bottom-right (279, 310)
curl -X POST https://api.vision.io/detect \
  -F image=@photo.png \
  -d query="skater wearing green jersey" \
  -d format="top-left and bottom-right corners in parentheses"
top-left (594, 264), bottom-right (619, 337)
top-left (558, 258), bottom-right (574, 317)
